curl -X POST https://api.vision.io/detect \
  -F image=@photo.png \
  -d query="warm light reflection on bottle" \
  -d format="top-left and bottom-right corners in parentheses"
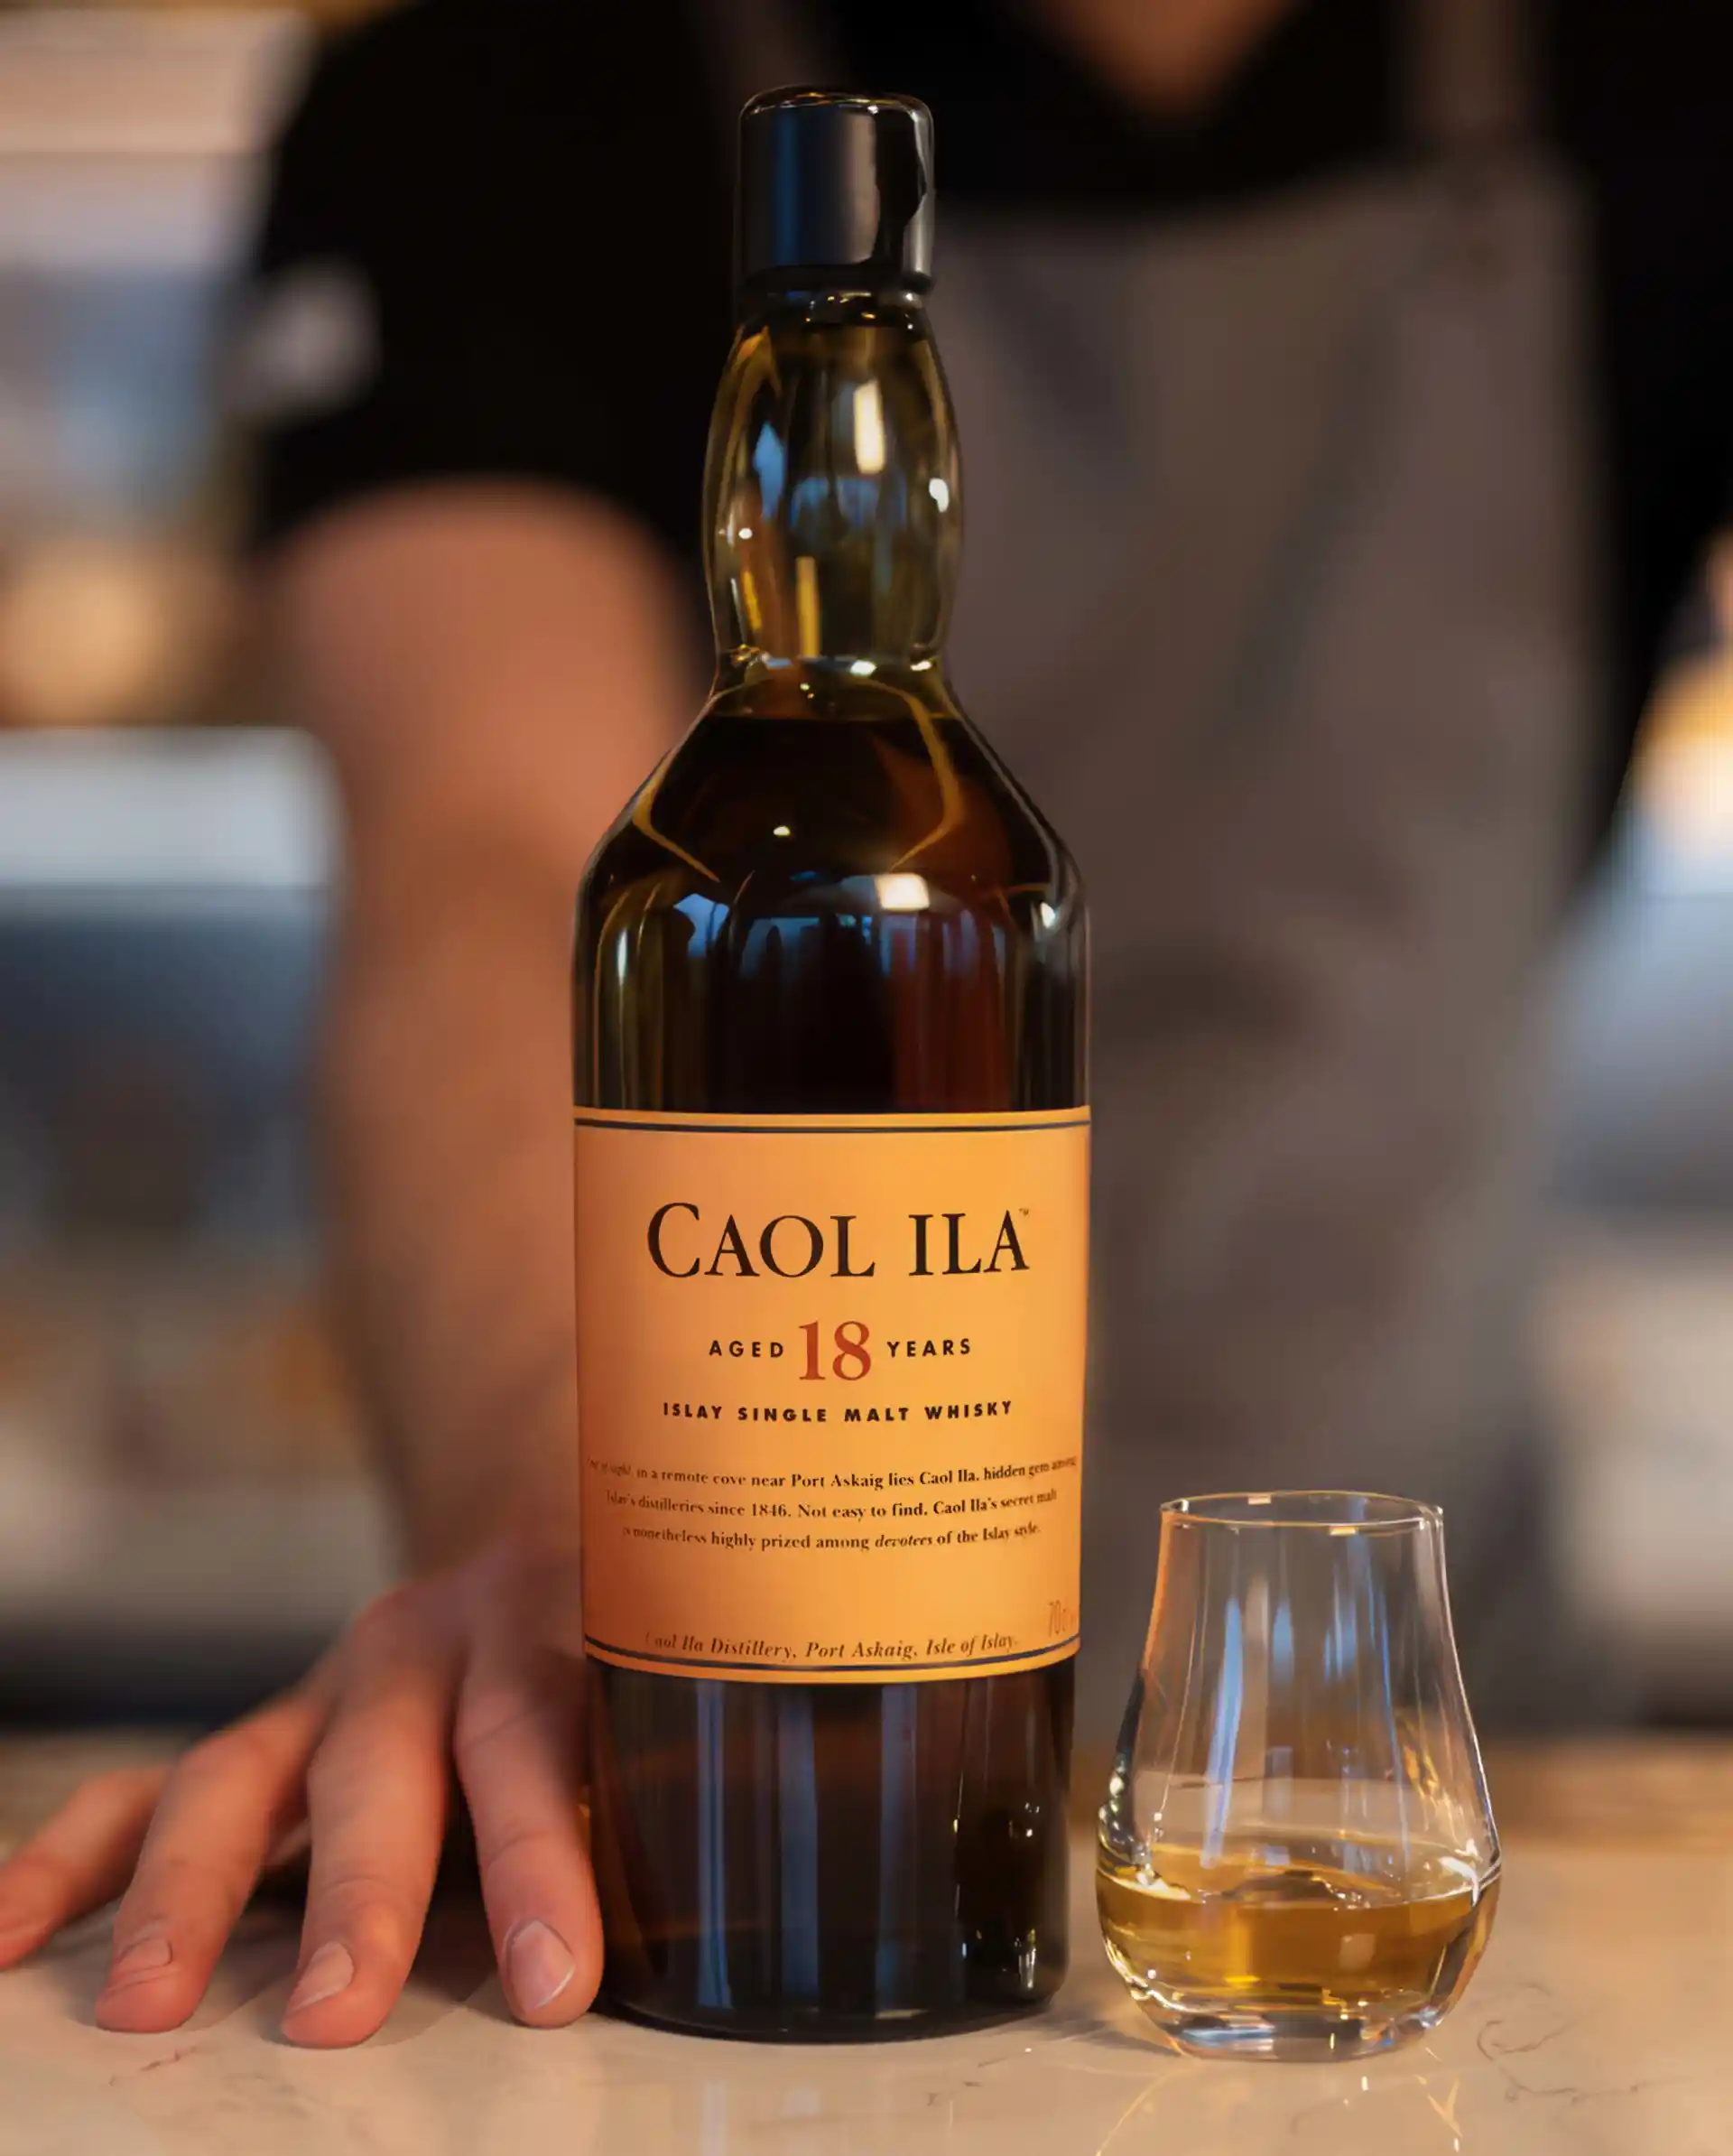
top-left (874, 873), bottom-right (930, 912)
top-left (852, 381), bottom-right (886, 474)
top-left (795, 556), bottom-right (820, 656)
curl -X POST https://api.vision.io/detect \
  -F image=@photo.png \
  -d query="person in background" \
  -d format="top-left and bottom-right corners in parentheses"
top-left (1, 0), bottom-right (1729, 2049)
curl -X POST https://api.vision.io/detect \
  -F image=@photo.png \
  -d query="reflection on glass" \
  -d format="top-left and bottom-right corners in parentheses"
top-left (1098, 1492), bottom-right (1499, 2061)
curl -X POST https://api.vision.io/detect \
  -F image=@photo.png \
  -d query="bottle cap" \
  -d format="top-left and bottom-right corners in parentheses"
top-left (737, 88), bottom-right (934, 297)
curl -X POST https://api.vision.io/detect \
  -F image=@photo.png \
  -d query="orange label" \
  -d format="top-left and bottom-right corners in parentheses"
top-left (574, 1107), bottom-right (1089, 1683)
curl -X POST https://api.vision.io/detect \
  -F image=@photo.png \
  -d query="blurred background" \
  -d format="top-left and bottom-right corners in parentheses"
top-left (0, 2), bottom-right (1728, 1732)
top-left (0, 5), bottom-right (386, 1722)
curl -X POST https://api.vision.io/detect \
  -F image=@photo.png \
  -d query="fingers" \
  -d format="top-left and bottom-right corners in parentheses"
top-left (0, 1765), bottom-right (171, 1967)
top-left (281, 1591), bottom-right (457, 2049)
top-left (0, 1557), bottom-right (586, 2052)
top-left (96, 1691), bottom-right (327, 2033)
top-left (455, 1618), bottom-right (599, 2027)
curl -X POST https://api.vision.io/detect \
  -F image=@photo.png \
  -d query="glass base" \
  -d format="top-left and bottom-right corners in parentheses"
top-left (1126, 1993), bottom-right (1439, 2063)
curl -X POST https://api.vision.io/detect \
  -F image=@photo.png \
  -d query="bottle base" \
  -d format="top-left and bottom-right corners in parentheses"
top-left (594, 1985), bottom-right (1059, 2047)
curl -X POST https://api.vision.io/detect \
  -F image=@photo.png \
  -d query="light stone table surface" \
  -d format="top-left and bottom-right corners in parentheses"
top-left (0, 1735), bottom-right (1729, 2156)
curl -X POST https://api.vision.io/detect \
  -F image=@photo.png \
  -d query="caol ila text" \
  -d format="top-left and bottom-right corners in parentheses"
top-left (647, 1204), bottom-right (1030, 1278)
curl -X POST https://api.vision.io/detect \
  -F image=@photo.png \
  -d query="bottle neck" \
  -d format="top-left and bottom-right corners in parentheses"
top-left (703, 289), bottom-right (960, 691)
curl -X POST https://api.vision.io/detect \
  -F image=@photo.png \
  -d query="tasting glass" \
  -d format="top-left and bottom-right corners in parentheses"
top-left (1097, 1492), bottom-right (1499, 2061)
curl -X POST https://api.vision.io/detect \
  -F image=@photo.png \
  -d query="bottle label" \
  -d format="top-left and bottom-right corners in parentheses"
top-left (574, 1107), bottom-right (1089, 1684)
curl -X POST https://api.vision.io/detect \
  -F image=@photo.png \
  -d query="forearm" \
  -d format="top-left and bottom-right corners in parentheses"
top-left (273, 487), bottom-right (693, 1568)
top-left (320, 833), bottom-right (579, 1566)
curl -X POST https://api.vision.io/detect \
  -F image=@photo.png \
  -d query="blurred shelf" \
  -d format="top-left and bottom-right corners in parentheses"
top-left (1541, 1216), bottom-right (1733, 1713)
top-left (0, 727), bottom-right (336, 899)
top-left (0, 9), bottom-right (307, 274)
top-left (1547, 825), bottom-right (1733, 1213)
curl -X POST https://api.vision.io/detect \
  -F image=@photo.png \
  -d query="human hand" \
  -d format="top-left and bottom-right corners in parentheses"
top-left (0, 1536), bottom-right (598, 2047)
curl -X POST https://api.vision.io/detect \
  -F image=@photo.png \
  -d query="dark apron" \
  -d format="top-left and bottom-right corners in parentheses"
top-left (708, 0), bottom-right (1614, 1736)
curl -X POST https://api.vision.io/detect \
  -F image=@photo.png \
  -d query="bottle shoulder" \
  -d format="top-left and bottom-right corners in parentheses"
top-left (575, 678), bottom-right (1089, 1114)
top-left (579, 683), bottom-right (1083, 936)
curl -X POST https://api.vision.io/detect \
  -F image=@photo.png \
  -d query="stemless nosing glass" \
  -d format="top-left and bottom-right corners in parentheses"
top-left (1098, 1492), bottom-right (1499, 2061)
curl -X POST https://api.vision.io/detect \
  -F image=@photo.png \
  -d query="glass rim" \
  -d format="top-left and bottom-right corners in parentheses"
top-left (1161, 1489), bottom-right (1441, 1532)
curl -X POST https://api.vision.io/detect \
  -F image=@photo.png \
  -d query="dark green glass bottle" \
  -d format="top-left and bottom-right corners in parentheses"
top-left (573, 91), bottom-right (1087, 2039)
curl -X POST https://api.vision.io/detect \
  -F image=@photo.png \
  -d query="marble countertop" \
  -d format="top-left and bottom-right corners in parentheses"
top-left (1, 1734), bottom-right (1730, 2156)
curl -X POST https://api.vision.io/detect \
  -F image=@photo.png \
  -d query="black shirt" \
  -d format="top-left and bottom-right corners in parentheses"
top-left (248, 0), bottom-right (1733, 836)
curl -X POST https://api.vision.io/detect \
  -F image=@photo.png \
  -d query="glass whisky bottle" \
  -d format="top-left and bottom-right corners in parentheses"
top-left (573, 89), bottom-right (1089, 2039)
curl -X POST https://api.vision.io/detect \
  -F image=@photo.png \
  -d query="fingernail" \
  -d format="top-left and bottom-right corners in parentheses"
top-left (283, 1942), bottom-right (355, 2019)
top-left (506, 1919), bottom-right (573, 2014)
top-left (103, 1931), bottom-right (172, 1992)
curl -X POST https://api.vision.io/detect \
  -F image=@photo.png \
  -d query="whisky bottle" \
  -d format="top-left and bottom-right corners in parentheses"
top-left (573, 89), bottom-right (1089, 2039)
